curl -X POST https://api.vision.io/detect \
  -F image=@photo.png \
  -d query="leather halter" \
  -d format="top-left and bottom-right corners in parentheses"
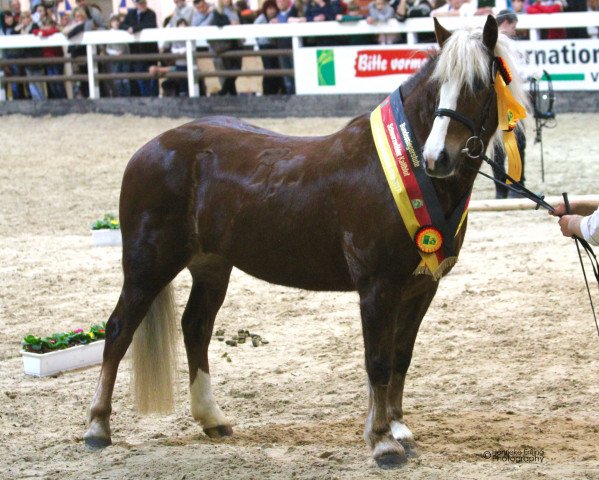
top-left (433, 57), bottom-right (499, 159)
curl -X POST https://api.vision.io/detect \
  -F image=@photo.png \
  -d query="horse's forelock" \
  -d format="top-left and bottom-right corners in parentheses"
top-left (431, 28), bottom-right (491, 93)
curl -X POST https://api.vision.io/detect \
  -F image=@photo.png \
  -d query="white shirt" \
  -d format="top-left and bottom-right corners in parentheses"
top-left (580, 208), bottom-right (599, 246)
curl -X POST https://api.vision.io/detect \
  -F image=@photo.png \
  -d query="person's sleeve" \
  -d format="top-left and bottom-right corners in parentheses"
top-left (580, 208), bottom-right (599, 246)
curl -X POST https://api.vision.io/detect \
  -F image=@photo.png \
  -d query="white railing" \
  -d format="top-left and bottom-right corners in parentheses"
top-left (0, 12), bottom-right (598, 99)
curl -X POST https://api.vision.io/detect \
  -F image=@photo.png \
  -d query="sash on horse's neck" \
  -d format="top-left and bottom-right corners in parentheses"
top-left (370, 88), bottom-right (470, 280)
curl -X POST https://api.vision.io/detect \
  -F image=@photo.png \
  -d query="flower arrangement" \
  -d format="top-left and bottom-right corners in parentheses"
top-left (22, 323), bottom-right (107, 354)
top-left (91, 213), bottom-right (120, 230)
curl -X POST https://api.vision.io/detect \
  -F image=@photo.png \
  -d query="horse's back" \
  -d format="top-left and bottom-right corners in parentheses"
top-left (120, 115), bottom-right (384, 291)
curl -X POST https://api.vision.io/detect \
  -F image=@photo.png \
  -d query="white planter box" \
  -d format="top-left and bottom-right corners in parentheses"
top-left (22, 340), bottom-right (105, 377)
top-left (91, 229), bottom-right (121, 247)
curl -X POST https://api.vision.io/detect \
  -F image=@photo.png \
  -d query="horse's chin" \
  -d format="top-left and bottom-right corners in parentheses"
top-left (424, 166), bottom-right (456, 179)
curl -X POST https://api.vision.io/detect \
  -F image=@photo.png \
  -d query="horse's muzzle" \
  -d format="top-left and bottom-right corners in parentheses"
top-left (424, 148), bottom-right (452, 178)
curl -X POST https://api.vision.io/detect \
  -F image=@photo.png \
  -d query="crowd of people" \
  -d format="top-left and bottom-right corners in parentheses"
top-left (0, 0), bottom-right (597, 99)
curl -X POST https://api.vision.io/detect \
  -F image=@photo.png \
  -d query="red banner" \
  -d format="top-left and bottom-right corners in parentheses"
top-left (354, 49), bottom-right (430, 77)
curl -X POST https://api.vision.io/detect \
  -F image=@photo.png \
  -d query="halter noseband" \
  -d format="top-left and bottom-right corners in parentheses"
top-left (433, 57), bottom-right (500, 159)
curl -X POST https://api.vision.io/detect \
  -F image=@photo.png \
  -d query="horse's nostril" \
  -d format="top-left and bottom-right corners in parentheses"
top-left (438, 149), bottom-right (449, 166)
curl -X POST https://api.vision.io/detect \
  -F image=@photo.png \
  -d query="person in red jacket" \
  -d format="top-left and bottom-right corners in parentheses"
top-left (33, 18), bottom-right (67, 98)
top-left (526, 0), bottom-right (566, 39)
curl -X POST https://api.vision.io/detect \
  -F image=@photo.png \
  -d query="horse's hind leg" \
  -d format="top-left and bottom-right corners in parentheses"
top-left (182, 255), bottom-right (233, 438)
top-left (359, 280), bottom-right (406, 468)
top-left (85, 226), bottom-right (192, 448)
top-left (387, 285), bottom-right (438, 458)
top-left (84, 280), bottom-right (171, 448)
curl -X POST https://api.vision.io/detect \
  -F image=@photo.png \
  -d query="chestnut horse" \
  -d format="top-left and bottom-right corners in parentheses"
top-left (85, 17), bottom-right (528, 468)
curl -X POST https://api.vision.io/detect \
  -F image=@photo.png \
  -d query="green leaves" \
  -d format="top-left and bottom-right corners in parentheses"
top-left (91, 213), bottom-right (120, 230)
top-left (22, 323), bottom-right (107, 354)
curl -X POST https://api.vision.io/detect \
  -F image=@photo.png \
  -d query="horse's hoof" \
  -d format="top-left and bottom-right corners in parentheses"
top-left (375, 452), bottom-right (408, 469)
top-left (373, 437), bottom-right (408, 469)
top-left (84, 435), bottom-right (112, 450)
top-left (399, 440), bottom-right (418, 458)
top-left (203, 424), bottom-right (233, 439)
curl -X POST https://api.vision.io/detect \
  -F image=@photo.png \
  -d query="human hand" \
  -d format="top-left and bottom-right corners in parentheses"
top-left (550, 202), bottom-right (567, 217)
top-left (366, 16), bottom-right (375, 24)
top-left (128, 27), bottom-right (134, 34)
top-left (558, 214), bottom-right (583, 238)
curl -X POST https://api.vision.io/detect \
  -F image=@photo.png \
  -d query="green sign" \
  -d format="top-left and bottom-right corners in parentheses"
top-left (317, 49), bottom-right (336, 86)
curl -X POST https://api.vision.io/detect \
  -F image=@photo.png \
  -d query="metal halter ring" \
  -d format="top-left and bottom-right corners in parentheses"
top-left (462, 136), bottom-right (485, 159)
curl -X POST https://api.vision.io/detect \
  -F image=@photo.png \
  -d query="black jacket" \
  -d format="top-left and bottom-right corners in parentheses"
top-left (120, 8), bottom-right (159, 54)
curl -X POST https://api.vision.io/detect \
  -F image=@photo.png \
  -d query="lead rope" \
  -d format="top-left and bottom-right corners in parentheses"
top-left (465, 143), bottom-right (599, 337)
top-left (563, 193), bottom-right (599, 337)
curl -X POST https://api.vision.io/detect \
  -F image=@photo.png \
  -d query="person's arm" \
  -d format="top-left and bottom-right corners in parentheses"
top-left (553, 203), bottom-right (599, 244)
top-left (553, 200), bottom-right (599, 217)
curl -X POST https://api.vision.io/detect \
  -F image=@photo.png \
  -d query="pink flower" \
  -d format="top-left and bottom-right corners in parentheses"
top-left (50, 339), bottom-right (56, 344)
top-left (73, 328), bottom-right (84, 334)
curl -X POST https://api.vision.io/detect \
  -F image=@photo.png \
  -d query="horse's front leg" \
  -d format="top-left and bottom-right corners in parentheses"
top-left (359, 280), bottom-right (406, 468)
top-left (387, 284), bottom-right (438, 458)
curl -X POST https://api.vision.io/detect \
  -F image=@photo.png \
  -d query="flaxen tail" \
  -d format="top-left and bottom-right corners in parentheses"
top-left (131, 283), bottom-right (179, 414)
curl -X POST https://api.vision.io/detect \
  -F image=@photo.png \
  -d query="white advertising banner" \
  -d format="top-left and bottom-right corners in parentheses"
top-left (294, 40), bottom-right (599, 94)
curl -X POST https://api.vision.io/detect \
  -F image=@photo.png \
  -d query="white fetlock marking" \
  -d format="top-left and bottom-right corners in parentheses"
top-left (373, 437), bottom-right (403, 458)
top-left (190, 369), bottom-right (228, 429)
top-left (390, 421), bottom-right (414, 441)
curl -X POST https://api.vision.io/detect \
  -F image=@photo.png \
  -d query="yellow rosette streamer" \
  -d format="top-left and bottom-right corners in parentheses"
top-left (494, 59), bottom-right (527, 184)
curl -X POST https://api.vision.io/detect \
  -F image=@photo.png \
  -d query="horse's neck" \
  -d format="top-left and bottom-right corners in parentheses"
top-left (401, 83), bottom-right (480, 217)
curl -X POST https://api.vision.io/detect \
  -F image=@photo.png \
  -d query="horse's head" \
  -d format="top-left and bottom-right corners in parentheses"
top-left (423, 16), bottom-right (506, 178)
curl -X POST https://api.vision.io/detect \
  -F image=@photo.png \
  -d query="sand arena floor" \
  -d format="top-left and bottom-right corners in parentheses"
top-left (0, 113), bottom-right (598, 479)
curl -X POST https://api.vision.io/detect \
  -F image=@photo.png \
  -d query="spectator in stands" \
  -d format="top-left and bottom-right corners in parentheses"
top-left (31, 3), bottom-right (48, 25)
top-left (15, 11), bottom-right (46, 100)
top-left (121, 0), bottom-right (159, 96)
top-left (191, 0), bottom-right (212, 95)
top-left (106, 14), bottom-right (130, 97)
top-left (59, 11), bottom-right (71, 29)
top-left (10, 0), bottom-right (21, 23)
top-left (512, 0), bottom-right (525, 12)
top-left (64, 7), bottom-right (93, 97)
top-left (209, 0), bottom-right (241, 95)
top-left (336, 0), bottom-right (366, 20)
top-left (254, 0), bottom-right (285, 95)
top-left (565, 0), bottom-right (589, 38)
top-left (74, 0), bottom-right (106, 29)
top-left (393, 0), bottom-right (433, 42)
top-left (219, 0), bottom-right (241, 22)
top-left (526, 0), bottom-right (566, 39)
top-left (167, 0), bottom-right (193, 27)
top-left (192, 0), bottom-right (213, 25)
top-left (235, 0), bottom-right (256, 23)
top-left (153, 18), bottom-right (190, 96)
top-left (305, 0), bottom-right (340, 21)
top-left (33, 17), bottom-right (66, 99)
top-left (367, 0), bottom-right (398, 44)
top-left (1, 10), bottom-right (25, 100)
top-left (305, 0), bottom-right (341, 45)
top-left (431, 0), bottom-right (470, 16)
top-left (336, 1), bottom-right (371, 45)
top-left (272, 0), bottom-right (302, 94)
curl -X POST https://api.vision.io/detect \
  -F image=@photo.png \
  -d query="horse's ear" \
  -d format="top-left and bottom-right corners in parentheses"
top-left (482, 14), bottom-right (498, 52)
top-left (433, 18), bottom-right (451, 48)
